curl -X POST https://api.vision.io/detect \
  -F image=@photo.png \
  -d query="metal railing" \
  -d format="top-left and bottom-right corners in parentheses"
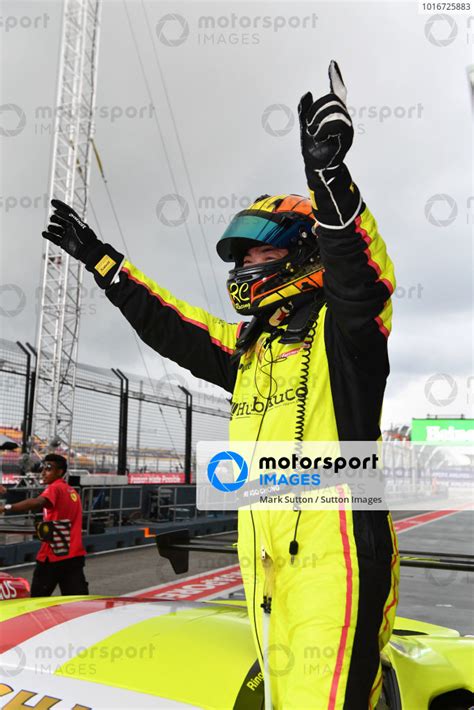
top-left (81, 485), bottom-right (143, 533)
top-left (0, 483), bottom-right (235, 546)
top-left (0, 338), bottom-right (230, 482)
top-left (152, 485), bottom-right (197, 522)
top-left (0, 485), bottom-right (144, 538)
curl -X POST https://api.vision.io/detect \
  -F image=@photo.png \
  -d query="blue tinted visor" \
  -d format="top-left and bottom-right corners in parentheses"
top-left (216, 213), bottom-right (307, 263)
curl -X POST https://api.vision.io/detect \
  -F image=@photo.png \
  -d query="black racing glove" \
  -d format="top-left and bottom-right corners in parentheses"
top-left (42, 200), bottom-right (124, 288)
top-left (298, 61), bottom-right (362, 229)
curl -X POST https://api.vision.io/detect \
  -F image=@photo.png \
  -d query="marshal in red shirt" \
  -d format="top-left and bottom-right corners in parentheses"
top-left (37, 478), bottom-right (86, 562)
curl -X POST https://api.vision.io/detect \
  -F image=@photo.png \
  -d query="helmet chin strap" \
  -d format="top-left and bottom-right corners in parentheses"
top-left (232, 291), bottom-right (325, 361)
top-left (279, 290), bottom-right (325, 344)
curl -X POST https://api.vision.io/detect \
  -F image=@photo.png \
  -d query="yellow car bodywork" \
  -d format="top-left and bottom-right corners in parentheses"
top-left (0, 596), bottom-right (472, 709)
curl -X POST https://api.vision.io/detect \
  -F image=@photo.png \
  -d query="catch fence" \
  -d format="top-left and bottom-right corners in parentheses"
top-left (0, 338), bottom-right (230, 483)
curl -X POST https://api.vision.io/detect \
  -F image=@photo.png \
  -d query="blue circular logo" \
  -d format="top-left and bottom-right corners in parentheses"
top-left (207, 451), bottom-right (248, 492)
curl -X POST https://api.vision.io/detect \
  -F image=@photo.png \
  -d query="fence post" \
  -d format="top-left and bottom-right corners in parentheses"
top-left (25, 343), bottom-right (37, 449)
top-left (178, 386), bottom-right (193, 484)
top-left (117, 370), bottom-right (129, 476)
top-left (112, 369), bottom-right (124, 475)
top-left (16, 342), bottom-right (31, 454)
top-left (112, 369), bottom-right (129, 476)
top-left (136, 380), bottom-right (143, 472)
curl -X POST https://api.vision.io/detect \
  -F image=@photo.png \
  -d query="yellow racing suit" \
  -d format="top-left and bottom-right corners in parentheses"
top-left (104, 200), bottom-right (399, 709)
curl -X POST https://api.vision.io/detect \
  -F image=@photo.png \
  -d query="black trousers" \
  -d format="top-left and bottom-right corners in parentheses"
top-left (30, 555), bottom-right (89, 597)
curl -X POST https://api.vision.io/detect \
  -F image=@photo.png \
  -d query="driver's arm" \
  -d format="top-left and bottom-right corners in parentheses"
top-left (315, 195), bottom-right (395, 348)
top-left (299, 62), bottom-right (395, 350)
top-left (105, 260), bottom-right (243, 393)
top-left (42, 201), bottom-right (242, 394)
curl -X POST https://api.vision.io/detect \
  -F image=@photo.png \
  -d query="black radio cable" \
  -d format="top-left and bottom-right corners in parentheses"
top-left (294, 320), bottom-right (317, 443)
top-left (248, 335), bottom-right (277, 664)
top-left (290, 310), bottom-right (320, 564)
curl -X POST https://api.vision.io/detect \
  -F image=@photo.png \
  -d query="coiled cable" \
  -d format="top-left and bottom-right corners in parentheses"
top-left (294, 318), bottom-right (317, 443)
top-left (290, 307), bottom-right (320, 563)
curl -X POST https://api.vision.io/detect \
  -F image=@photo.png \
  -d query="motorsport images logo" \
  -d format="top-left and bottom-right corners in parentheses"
top-left (198, 443), bottom-right (389, 512)
top-left (207, 450), bottom-right (249, 492)
top-left (206, 450), bottom-right (334, 494)
top-left (0, 104), bottom-right (26, 137)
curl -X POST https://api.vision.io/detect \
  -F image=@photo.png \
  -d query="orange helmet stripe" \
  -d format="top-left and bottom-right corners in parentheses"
top-left (275, 195), bottom-right (313, 216)
top-left (248, 194), bottom-right (314, 218)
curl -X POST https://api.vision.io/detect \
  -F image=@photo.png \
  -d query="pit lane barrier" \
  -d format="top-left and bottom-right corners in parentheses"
top-left (0, 484), bottom-right (237, 565)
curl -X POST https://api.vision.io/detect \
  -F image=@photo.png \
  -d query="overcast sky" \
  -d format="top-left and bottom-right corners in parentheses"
top-left (1, 0), bottom-right (472, 428)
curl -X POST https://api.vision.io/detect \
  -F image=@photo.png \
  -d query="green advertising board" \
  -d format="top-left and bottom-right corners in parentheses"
top-left (411, 418), bottom-right (474, 444)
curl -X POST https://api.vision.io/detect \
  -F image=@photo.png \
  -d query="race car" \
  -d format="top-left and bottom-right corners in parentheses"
top-left (0, 521), bottom-right (33, 601)
top-left (0, 594), bottom-right (472, 709)
top-left (0, 571), bottom-right (29, 600)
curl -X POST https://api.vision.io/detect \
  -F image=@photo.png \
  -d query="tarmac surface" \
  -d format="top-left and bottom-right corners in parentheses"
top-left (393, 509), bottom-right (474, 635)
top-left (6, 510), bottom-right (474, 635)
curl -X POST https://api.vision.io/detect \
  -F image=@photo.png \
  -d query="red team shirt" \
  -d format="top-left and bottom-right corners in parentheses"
top-left (37, 478), bottom-right (86, 562)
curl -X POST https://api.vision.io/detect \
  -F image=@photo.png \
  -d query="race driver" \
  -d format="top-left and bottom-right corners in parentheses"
top-left (41, 62), bottom-right (399, 709)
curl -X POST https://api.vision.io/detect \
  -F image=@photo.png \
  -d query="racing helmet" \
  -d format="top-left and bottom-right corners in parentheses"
top-left (216, 194), bottom-right (324, 315)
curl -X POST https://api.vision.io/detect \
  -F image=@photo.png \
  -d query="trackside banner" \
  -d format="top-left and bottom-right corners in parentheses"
top-left (196, 441), bottom-right (474, 511)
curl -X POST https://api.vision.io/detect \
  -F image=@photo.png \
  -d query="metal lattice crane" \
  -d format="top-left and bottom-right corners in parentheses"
top-left (31, 0), bottom-right (102, 459)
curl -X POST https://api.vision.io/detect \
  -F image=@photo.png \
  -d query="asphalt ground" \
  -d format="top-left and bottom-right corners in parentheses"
top-left (6, 510), bottom-right (474, 635)
top-left (393, 509), bottom-right (474, 635)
